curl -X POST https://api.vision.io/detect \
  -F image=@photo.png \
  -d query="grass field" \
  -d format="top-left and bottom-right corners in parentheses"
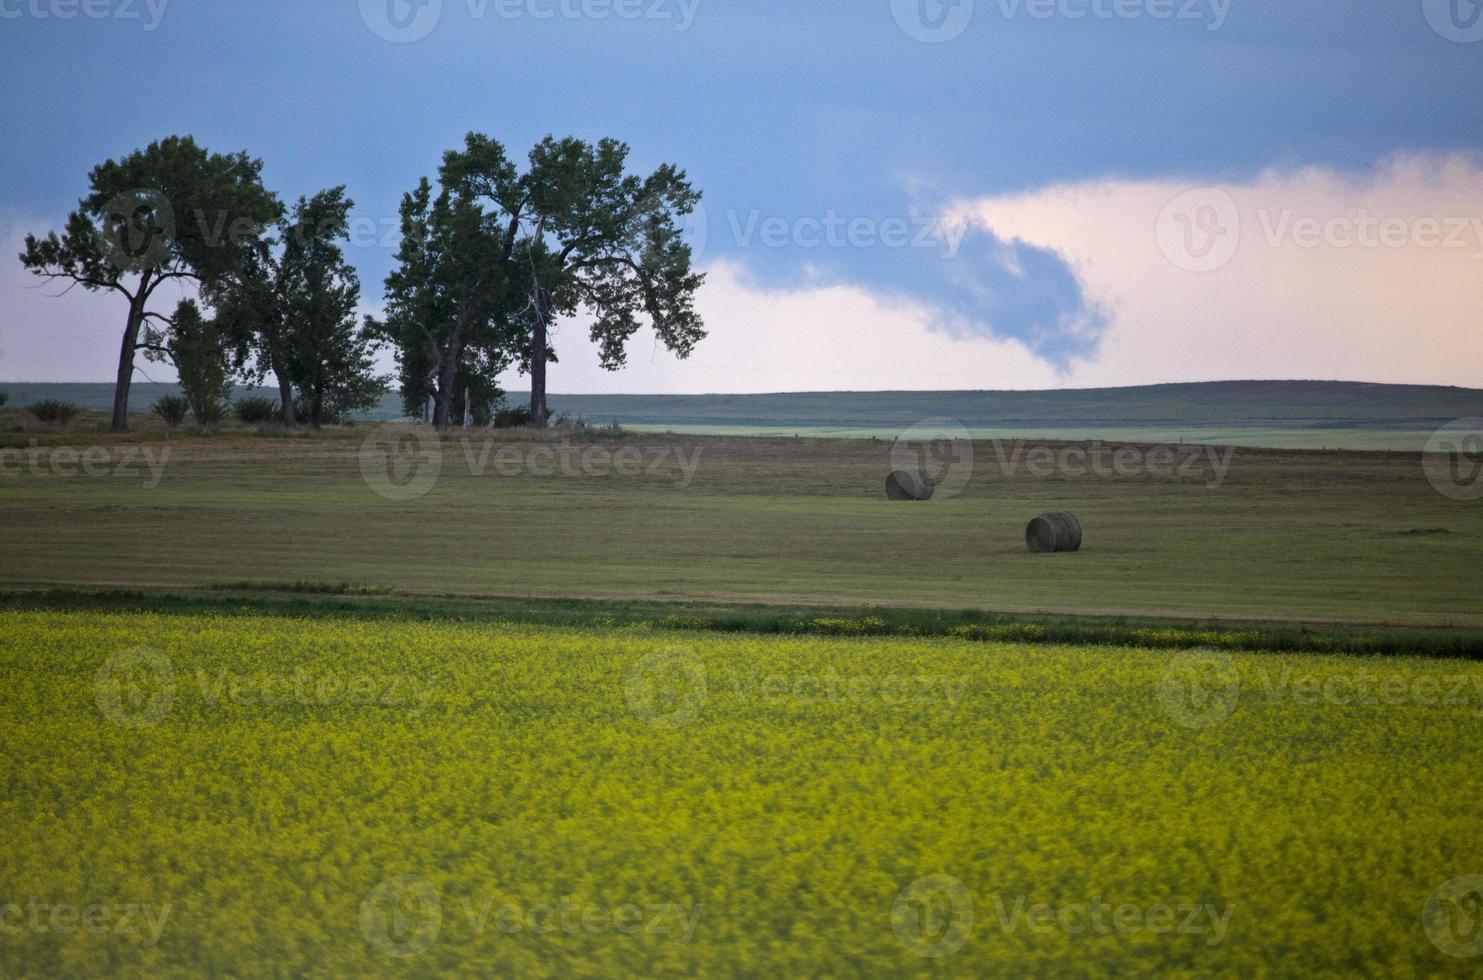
top-left (0, 417), bottom-right (1477, 627)
top-left (3, 609), bottom-right (1480, 976)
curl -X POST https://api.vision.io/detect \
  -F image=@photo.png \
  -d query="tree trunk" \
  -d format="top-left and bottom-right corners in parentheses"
top-left (310, 391), bottom-right (323, 429)
top-left (530, 290), bottom-right (550, 429)
top-left (111, 284), bottom-right (150, 433)
top-left (431, 312), bottom-right (468, 432)
top-left (272, 357), bottom-right (295, 429)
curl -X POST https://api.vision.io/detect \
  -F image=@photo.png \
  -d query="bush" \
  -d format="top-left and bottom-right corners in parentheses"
top-left (152, 395), bottom-right (190, 428)
top-left (0, 391), bottom-right (8, 407)
top-left (293, 398), bottom-right (340, 427)
top-left (494, 405), bottom-right (533, 428)
top-left (194, 398), bottom-right (227, 428)
top-left (235, 396), bottom-right (279, 424)
top-left (29, 400), bottom-right (80, 425)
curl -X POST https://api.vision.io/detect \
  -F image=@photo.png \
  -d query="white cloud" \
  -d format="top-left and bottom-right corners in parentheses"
top-left (949, 153), bottom-right (1483, 387)
top-left (497, 260), bottom-right (1062, 394)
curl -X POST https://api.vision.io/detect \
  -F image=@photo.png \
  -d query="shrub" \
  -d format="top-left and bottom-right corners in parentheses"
top-left (494, 405), bottom-right (533, 429)
top-left (293, 398), bottom-right (340, 427)
top-left (0, 391), bottom-right (8, 407)
top-left (235, 396), bottom-right (279, 424)
top-left (29, 400), bottom-right (80, 425)
top-left (152, 395), bottom-right (190, 428)
top-left (194, 398), bottom-right (228, 428)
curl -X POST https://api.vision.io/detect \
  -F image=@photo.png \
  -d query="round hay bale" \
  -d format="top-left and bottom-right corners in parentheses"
top-left (1026, 511), bottom-right (1083, 553)
top-left (885, 469), bottom-right (935, 501)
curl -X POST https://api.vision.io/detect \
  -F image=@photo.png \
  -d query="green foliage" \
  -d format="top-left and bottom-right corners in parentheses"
top-left (235, 396), bottom-right (279, 424)
top-left (27, 400), bottom-right (80, 425)
top-left (493, 405), bottom-right (533, 428)
top-left (432, 132), bottom-right (706, 426)
top-left (164, 299), bottom-right (232, 429)
top-left (196, 397), bottom-right (228, 427)
top-left (152, 395), bottom-right (190, 427)
top-left (17, 135), bottom-right (281, 430)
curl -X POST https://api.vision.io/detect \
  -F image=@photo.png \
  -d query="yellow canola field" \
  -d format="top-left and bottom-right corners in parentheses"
top-left (2, 611), bottom-right (1481, 977)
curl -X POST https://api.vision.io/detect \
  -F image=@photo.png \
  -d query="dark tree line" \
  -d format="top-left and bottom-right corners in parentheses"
top-left (21, 132), bottom-right (706, 432)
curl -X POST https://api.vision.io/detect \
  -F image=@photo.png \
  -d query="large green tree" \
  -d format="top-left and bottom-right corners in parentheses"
top-left (441, 133), bottom-right (706, 427)
top-left (368, 173), bottom-right (527, 430)
top-left (19, 136), bottom-right (281, 431)
top-left (213, 188), bottom-right (384, 428)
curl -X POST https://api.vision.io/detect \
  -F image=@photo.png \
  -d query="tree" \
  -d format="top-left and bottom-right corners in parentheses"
top-left (213, 187), bottom-right (385, 428)
top-left (19, 136), bottom-right (281, 431)
top-left (368, 174), bottom-right (526, 430)
top-left (442, 133), bottom-right (706, 427)
top-left (159, 299), bottom-right (231, 430)
top-left (280, 188), bottom-right (384, 428)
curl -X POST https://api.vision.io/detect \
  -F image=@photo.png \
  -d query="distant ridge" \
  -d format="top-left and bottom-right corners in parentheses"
top-left (3, 380), bottom-right (1480, 433)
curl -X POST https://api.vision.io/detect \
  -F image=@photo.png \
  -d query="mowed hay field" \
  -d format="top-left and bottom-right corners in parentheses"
top-left (3, 610), bottom-right (1481, 975)
top-left (0, 424), bottom-right (1478, 625)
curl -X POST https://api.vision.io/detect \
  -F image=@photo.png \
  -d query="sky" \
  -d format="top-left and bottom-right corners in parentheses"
top-left (1, 0), bottom-right (1481, 392)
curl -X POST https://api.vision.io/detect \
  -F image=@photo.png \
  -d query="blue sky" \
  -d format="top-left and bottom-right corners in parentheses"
top-left (3, 0), bottom-right (1482, 390)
